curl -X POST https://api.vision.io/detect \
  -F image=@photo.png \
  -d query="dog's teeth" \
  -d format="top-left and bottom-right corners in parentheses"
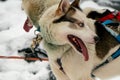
top-left (73, 38), bottom-right (76, 41)
top-left (81, 49), bottom-right (83, 51)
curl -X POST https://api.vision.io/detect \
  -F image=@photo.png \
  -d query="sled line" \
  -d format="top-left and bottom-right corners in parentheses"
top-left (0, 56), bottom-right (48, 61)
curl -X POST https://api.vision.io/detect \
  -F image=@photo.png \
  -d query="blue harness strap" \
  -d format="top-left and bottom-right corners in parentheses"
top-left (102, 20), bottom-right (120, 42)
top-left (93, 48), bottom-right (120, 69)
top-left (116, 35), bottom-right (120, 43)
top-left (92, 48), bottom-right (120, 77)
top-left (111, 48), bottom-right (120, 59)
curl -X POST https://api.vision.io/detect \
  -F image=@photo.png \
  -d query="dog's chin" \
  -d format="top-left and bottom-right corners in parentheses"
top-left (67, 34), bottom-right (89, 61)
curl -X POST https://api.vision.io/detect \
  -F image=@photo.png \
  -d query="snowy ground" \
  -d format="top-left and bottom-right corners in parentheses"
top-left (0, 0), bottom-right (120, 80)
top-left (0, 0), bottom-right (50, 80)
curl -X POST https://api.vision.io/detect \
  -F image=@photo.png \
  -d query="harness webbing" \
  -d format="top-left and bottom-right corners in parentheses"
top-left (93, 48), bottom-right (120, 72)
top-left (102, 20), bottom-right (120, 42)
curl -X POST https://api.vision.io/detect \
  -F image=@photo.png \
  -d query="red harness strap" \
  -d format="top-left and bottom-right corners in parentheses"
top-left (116, 12), bottom-right (120, 21)
top-left (99, 11), bottom-right (120, 22)
top-left (99, 13), bottom-right (114, 22)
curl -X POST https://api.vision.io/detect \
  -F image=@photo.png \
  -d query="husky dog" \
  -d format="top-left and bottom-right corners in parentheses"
top-left (38, 0), bottom-right (100, 80)
top-left (22, 0), bottom-right (99, 80)
top-left (22, 0), bottom-right (120, 79)
top-left (83, 8), bottom-right (120, 79)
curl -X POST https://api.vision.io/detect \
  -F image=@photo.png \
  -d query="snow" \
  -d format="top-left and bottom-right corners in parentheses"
top-left (96, 0), bottom-right (120, 6)
top-left (0, 0), bottom-right (119, 80)
top-left (80, 0), bottom-right (114, 10)
top-left (0, 0), bottom-right (49, 80)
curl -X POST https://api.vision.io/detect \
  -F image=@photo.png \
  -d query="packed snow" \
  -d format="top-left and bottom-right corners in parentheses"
top-left (0, 0), bottom-right (50, 80)
top-left (0, 0), bottom-right (120, 80)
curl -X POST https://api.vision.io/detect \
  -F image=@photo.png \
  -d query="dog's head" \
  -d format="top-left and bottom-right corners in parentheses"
top-left (40, 0), bottom-right (99, 61)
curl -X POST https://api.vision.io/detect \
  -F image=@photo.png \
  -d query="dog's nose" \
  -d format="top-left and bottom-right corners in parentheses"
top-left (94, 36), bottom-right (100, 43)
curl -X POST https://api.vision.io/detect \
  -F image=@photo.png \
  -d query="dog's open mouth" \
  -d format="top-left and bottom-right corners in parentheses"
top-left (67, 35), bottom-right (89, 61)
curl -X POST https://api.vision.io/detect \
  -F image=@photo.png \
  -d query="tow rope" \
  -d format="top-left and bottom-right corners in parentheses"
top-left (0, 56), bottom-right (48, 61)
top-left (0, 33), bottom-right (48, 61)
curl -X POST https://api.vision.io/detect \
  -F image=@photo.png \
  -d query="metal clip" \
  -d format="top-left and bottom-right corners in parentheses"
top-left (31, 33), bottom-right (42, 53)
top-left (113, 10), bottom-right (119, 16)
top-left (107, 56), bottom-right (113, 62)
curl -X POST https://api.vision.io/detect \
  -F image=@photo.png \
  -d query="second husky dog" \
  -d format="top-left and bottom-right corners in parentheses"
top-left (22, 0), bottom-right (60, 32)
top-left (83, 8), bottom-right (120, 80)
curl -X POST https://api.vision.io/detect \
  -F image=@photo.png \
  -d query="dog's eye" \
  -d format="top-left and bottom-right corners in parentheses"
top-left (78, 23), bottom-right (84, 27)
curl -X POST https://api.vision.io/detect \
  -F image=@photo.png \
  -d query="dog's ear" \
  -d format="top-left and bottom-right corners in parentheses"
top-left (71, 0), bottom-right (82, 10)
top-left (56, 0), bottom-right (70, 15)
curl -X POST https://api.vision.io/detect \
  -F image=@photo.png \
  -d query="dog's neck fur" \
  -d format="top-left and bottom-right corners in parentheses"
top-left (43, 40), bottom-right (71, 60)
top-left (95, 22), bottom-right (120, 59)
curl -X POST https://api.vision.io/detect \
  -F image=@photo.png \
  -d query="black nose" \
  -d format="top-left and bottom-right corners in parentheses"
top-left (94, 36), bottom-right (99, 43)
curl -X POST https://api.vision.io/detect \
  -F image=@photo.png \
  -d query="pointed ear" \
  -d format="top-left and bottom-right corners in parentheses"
top-left (56, 0), bottom-right (70, 15)
top-left (71, 0), bottom-right (81, 10)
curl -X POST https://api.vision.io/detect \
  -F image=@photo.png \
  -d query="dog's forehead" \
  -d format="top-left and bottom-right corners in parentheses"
top-left (53, 6), bottom-right (86, 23)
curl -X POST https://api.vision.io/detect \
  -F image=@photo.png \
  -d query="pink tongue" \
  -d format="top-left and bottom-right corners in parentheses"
top-left (23, 18), bottom-right (33, 32)
top-left (78, 40), bottom-right (89, 61)
top-left (82, 45), bottom-right (89, 61)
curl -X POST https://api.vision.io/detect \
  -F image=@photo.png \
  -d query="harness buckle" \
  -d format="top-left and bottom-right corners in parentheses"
top-left (107, 56), bottom-right (113, 62)
top-left (113, 10), bottom-right (119, 16)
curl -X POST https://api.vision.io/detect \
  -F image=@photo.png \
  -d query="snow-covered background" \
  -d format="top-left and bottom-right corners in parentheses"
top-left (0, 0), bottom-right (120, 80)
top-left (0, 0), bottom-right (50, 80)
